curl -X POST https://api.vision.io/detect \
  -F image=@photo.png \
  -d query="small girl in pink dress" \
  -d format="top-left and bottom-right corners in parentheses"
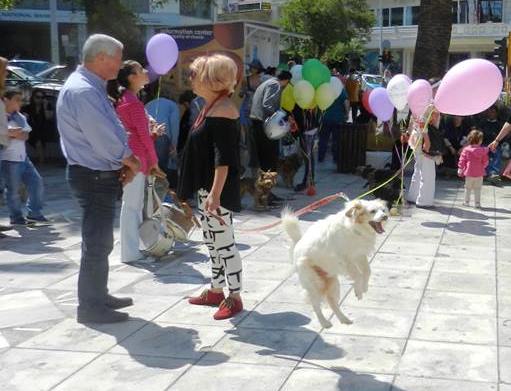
top-left (458, 129), bottom-right (489, 209)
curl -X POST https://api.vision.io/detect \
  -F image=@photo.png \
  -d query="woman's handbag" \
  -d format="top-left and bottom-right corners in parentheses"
top-left (160, 190), bottom-right (199, 242)
top-left (138, 177), bottom-right (174, 258)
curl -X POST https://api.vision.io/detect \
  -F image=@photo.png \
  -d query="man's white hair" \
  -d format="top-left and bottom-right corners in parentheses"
top-left (82, 34), bottom-right (123, 62)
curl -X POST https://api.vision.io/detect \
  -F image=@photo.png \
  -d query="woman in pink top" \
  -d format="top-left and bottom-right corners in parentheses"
top-left (110, 60), bottom-right (165, 262)
top-left (458, 129), bottom-right (489, 209)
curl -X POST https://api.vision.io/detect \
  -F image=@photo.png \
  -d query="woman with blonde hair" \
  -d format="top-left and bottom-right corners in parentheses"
top-left (0, 57), bottom-right (14, 235)
top-left (177, 54), bottom-right (243, 320)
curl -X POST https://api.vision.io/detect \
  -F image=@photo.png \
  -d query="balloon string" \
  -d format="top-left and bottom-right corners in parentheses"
top-left (155, 77), bottom-right (162, 119)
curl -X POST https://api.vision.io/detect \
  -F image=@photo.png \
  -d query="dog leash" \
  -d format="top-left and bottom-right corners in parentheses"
top-left (236, 192), bottom-right (350, 233)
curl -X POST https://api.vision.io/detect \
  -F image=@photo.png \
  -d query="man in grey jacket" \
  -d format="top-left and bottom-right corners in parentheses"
top-left (249, 70), bottom-right (291, 173)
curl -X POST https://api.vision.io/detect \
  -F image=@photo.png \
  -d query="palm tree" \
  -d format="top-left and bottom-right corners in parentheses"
top-left (412, 0), bottom-right (453, 79)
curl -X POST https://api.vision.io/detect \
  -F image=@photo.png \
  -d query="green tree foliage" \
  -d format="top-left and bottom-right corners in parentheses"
top-left (0, 0), bottom-right (17, 9)
top-left (280, 0), bottom-right (374, 60)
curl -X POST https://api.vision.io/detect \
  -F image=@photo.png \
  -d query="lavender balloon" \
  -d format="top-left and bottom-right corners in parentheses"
top-left (368, 87), bottom-right (394, 121)
top-left (146, 33), bottom-right (179, 75)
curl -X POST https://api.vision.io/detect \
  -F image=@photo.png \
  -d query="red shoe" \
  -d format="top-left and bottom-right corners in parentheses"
top-left (213, 297), bottom-right (243, 320)
top-left (188, 289), bottom-right (225, 306)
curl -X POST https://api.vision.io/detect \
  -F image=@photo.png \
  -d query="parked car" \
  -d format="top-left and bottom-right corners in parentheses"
top-left (5, 66), bottom-right (40, 103)
top-left (361, 74), bottom-right (384, 91)
top-left (9, 59), bottom-right (53, 75)
top-left (37, 65), bottom-right (71, 83)
top-left (6, 65), bottom-right (62, 104)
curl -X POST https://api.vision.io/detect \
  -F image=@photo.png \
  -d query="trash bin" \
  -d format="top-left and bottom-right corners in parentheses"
top-left (337, 123), bottom-right (368, 173)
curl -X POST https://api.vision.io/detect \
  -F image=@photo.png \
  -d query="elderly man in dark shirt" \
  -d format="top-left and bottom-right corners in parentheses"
top-left (57, 34), bottom-right (140, 323)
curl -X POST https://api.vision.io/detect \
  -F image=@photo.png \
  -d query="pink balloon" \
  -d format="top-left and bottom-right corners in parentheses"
top-left (368, 87), bottom-right (394, 121)
top-left (407, 79), bottom-right (432, 117)
top-left (434, 59), bottom-right (503, 116)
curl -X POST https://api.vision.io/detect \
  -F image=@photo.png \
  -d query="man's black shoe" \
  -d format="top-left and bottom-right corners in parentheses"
top-left (77, 306), bottom-right (129, 324)
top-left (105, 295), bottom-right (134, 309)
top-left (0, 225), bottom-right (13, 232)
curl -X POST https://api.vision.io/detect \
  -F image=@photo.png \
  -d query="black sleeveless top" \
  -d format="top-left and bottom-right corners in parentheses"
top-left (177, 117), bottom-right (241, 212)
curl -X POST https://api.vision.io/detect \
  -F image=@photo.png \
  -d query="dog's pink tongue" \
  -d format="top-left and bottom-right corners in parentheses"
top-left (377, 222), bottom-right (385, 234)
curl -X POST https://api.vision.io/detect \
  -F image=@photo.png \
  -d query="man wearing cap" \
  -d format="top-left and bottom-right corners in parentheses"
top-left (249, 70), bottom-right (292, 179)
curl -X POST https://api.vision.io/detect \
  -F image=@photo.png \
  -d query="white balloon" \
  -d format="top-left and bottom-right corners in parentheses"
top-left (329, 76), bottom-right (344, 98)
top-left (290, 64), bottom-right (303, 85)
top-left (387, 74), bottom-right (412, 111)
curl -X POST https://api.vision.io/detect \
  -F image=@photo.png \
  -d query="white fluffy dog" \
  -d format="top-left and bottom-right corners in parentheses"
top-left (281, 199), bottom-right (389, 328)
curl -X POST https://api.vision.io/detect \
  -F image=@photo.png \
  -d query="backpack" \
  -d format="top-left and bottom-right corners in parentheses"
top-left (424, 125), bottom-right (446, 157)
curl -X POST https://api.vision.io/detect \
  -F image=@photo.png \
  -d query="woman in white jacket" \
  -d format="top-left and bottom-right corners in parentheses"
top-left (406, 109), bottom-right (439, 208)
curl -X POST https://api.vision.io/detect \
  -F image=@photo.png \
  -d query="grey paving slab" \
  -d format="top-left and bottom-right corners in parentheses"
top-left (398, 340), bottom-right (498, 382)
top-left (343, 286), bottom-right (423, 311)
top-left (170, 362), bottom-right (294, 391)
top-left (370, 253), bottom-right (434, 272)
top-left (109, 321), bottom-right (229, 360)
top-left (53, 354), bottom-right (191, 391)
top-left (0, 348), bottom-right (98, 391)
top-left (201, 327), bottom-right (317, 367)
top-left (369, 268), bottom-right (429, 290)
top-left (19, 318), bottom-right (145, 352)
top-left (434, 257), bottom-right (496, 274)
top-left (302, 334), bottom-right (405, 374)
top-left (235, 300), bottom-right (324, 332)
top-left (501, 346), bottom-right (511, 383)
top-left (154, 297), bottom-right (257, 326)
top-left (411, 312), bottom-right (497, 345)
top-left (427, 271), bottom-right (496, 295)
top-left (282, 368), bottom-right (394, 391)
top-left (392, 376), bottom-right (497, 391)
top-left (326, 307), bottom-right (416, 339)
top-left (0, 290), bottom-right (64, 328)
top-left (421, 290), bottom-right (497, 316)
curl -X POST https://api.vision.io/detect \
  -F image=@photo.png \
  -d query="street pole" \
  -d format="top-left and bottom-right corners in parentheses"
top-left (379, 0), bottom-right (383, 75)
top-left (49, 0), bottom-right (59, 64)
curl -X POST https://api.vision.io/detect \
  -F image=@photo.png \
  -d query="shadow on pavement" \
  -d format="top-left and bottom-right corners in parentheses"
top-left (422, 220), bottom-right (496, 236)
top-left (86, 317), bottom-right (229, 369)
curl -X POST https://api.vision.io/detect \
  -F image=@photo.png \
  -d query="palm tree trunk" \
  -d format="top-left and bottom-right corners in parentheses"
top-left (412, 0), bottom-right (453, 80)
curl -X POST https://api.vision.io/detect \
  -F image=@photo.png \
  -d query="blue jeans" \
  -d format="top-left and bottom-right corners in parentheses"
top-left (318, 121), bottom-right (341, 162)
top-left (67, 165), bottom-right (119, 308)
top-left (1, 158), bottom-right (44, 221)
top-left (487, 147), bottom-right (502, 176)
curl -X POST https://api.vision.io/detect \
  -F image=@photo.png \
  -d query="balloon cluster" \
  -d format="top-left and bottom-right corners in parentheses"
top-left (365, 58), bottom-right (503, 122)
top-left (281, 59), bottom-right (344, 112)
top-left (146, 33), bottom-right (179, 80)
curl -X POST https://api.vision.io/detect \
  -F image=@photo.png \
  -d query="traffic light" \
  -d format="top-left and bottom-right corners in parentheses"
top-left (493, 37), bottom-right (508, 71)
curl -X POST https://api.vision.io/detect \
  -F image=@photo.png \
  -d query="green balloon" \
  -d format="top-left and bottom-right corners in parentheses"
top-left (302, 59), bottom-right (331, 89)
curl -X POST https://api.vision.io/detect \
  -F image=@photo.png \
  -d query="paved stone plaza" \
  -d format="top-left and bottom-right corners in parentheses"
top-left (0, 162), bottom-right (510, 391)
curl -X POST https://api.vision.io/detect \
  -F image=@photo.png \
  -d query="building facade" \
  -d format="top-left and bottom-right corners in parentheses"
top-left (365, 0), bottom-right (511, 75)
top-left (0, 0), bottom-right (214, 64)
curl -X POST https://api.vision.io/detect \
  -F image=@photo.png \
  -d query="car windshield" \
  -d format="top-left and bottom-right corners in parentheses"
top-left (10, 61), bottom-right (52, 75)
top-left (364, 75), bottom-right (383, 85)
top-left (11, 67), bottom-right (42, 82)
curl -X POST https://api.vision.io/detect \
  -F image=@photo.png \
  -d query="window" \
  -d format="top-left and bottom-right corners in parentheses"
top-left (180, 0), bottom-right (212, 19)
top-left (478, 0), bottom-right (503, 23)
top-left (382, 8), bottom-right (390, 27)
top-left (391, 7), bottom-right (404, 26)
top-left (404, 6), bottom-right (420, 25)
top-left (452, 1), bottom-right (469, 24)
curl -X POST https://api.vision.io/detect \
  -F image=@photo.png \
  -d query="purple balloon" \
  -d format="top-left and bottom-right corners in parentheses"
top-left (146, 33), bottom-right (179, 75)
top-left (368, 87), bottom-right (394, 121)
top-left (146, 65), bottom-right (159, 83)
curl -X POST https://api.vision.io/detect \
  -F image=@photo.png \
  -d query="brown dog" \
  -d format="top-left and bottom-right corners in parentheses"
top-left (240, 169), bottom-right (278, 210)
top-left (278, 153), bottom-right (303, 188)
